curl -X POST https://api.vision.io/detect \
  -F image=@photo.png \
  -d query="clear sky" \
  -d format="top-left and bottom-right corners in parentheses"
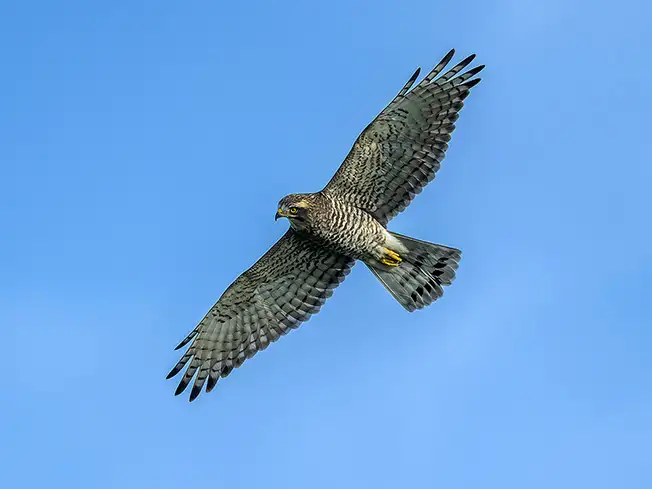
top-left (1, 1), bottom-right (651, 488)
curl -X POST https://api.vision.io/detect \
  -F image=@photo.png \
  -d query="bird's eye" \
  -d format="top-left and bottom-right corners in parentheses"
top-left (289, 207), bottom-right (298, 215)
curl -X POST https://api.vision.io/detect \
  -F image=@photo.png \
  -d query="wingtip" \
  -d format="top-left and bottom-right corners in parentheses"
top-left (455, 54), bottom-right (478, 72)
top-left (443, 49), bottom-right (456, 63)
top-left (407, 67), bottom-right (421, 85)
top-left (206, 375), bottom-right (218, 393)
top-left (166, 365), bottom-right (181, 380)
top-left (189, 384), bottom-right (202, 402)
top-left (174, 327), bottom-right (200, 350)
top-left (469, 64), bottom-right (485, 75)
top-left (174, 381), bottom-right (189, 397)
top-left (464, 77), bottom-right (482, 89)
top-left (174, 338), bottom-right (190, 350)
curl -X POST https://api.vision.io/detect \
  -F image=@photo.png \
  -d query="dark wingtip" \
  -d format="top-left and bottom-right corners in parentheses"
top-left (174, 337), bottom-right (191, 350)
top-left (399, 67), bottom-right (421, 97)
top-left (174, 381), bottom-right (189, 396)
top-left (206, 375), bottom-right (218, 393)
top-left (166, 366), bottom-right (181, 380)
top-left (174, 327), bottom-right (199, 350)
top-left (410, 67), bottom-right (421, 81)
top-left (463, 77), bottom-right (482, 89)
top-left (448, 54), bottom-right (478, 78)
top-left (460, 53), bottom-right (476, 65)
top-left (189, 384), bottom-right (202, 402)
top-left (442, 49), bottom-right (456, 65)
top-left (467, 64), bottom-right (485, 76)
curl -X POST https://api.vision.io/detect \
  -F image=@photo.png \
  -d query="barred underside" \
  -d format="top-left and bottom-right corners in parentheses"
top-left (167, 230), bottom-right (354, 401)
top-left (323, 49), bottom-right (484, 225)
top-left (168, 49), bottom-right (482, 400)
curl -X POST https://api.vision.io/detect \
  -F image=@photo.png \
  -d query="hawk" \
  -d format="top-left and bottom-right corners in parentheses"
top-left (168, 49), bottom-right (484, 400)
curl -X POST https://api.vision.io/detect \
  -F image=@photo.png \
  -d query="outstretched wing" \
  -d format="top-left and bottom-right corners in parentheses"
top-left (323, 49), bottom-right (484, 225)
top-left (167, 230), bottom-right (354, 401)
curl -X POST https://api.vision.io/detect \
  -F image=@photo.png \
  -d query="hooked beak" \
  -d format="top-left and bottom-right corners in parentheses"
top-left (275, 208), bottom-right (285, 221)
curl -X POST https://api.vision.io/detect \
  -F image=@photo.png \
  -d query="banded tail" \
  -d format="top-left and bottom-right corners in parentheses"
top-left (367, 232), bottom-right (461, 312)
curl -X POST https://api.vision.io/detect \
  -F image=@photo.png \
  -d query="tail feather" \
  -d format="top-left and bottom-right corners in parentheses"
top-left (367, 232), bottom-right (461, 312)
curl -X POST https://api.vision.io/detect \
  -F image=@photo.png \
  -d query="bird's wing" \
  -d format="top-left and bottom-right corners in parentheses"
top-left (167, 230), bottom-right (354, 401)
top-left (323, 49), bottom-right (483, 225)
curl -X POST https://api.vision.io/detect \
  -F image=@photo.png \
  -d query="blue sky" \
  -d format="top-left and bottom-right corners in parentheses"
top-left (1, 1), bottom-right (651, 487)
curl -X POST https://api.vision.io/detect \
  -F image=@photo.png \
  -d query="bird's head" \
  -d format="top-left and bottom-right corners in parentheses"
top-left (275, 193), bottom-right (316, 230)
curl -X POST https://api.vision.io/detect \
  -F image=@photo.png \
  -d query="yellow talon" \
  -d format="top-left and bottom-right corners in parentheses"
top-left (386, 249), bottom-right (401, 262)
top-left (380, 249), bottom-right (402, 267)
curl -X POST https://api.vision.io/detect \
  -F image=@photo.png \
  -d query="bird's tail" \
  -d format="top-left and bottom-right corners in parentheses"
top-left (366, 232), bottom-right (461, 312)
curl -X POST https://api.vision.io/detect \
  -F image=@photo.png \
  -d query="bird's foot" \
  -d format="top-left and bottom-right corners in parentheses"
top-left (380, 248), bottom-right (402, 267)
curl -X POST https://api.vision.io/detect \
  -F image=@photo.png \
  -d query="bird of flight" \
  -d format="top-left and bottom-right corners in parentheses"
top-left (168, 49), bottom-right (484, 401)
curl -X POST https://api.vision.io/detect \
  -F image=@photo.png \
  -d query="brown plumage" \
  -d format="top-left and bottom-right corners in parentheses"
top-left (168, 49), bottom-right (483, 400)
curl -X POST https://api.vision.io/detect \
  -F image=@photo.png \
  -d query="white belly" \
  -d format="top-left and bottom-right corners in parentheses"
top-left (383, 229), bottom-right (409, 254)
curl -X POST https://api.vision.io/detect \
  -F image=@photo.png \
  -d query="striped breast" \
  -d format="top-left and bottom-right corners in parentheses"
top-left (310, 194), bottom-right (386, 260)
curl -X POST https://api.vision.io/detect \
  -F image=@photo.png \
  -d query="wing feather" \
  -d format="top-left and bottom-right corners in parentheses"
top-left (324, 49), bottom-right (484, 224)
top-left (167, 230), bottom-right (354, 400)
